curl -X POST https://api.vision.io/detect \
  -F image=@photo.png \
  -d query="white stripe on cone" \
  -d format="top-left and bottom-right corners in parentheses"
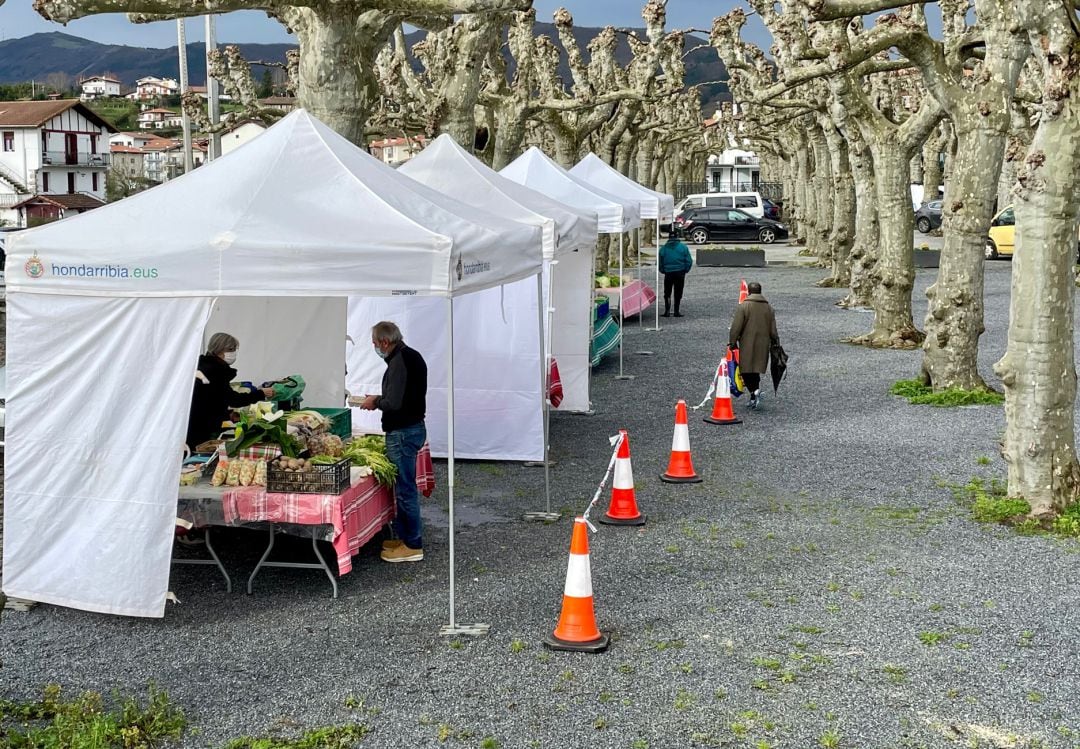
top-left (613, 456), bottom-right (634, 489)
top-left (564, 554), bottom-right (594, 598)
top-left (717, 361), bottom-right (732, 398)
top-left (671, 422), bottom-right (691, 452)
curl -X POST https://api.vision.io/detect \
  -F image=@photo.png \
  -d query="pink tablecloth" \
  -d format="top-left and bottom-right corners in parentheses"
top-left (222, 476), bottom-right (392, 575)
top-left (218, 442), bottom-right (436, 575)
top-left (598, 280), bottom-right (657, 319)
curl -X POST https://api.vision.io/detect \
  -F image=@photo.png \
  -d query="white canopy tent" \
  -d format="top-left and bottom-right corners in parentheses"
top-left (349, 134), bottom-right (600, 518)
top-left (570, 154), bottom-right (675, 333)
top-left (501, 148), bottom-right (642, 381)
top-left (348, 134), bottom-right (599, 450)
top-left (2, 110), bottom-right (543, 623)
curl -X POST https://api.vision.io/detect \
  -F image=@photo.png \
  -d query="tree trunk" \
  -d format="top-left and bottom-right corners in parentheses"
top-left (491, 107), bottom-right (528, 169)
top-left (436, 15), bottom-right (503, 147)
top-left (840, 135), bottom-right (878, 309)
top-left (292, 9), bottom-right (392, 146)
top-left (993, 113), bottom-right (1080, 517)
top-left (920, 122), bottom-right (1001, 390)
top-left (793, 144), bottom-right (810, 246)
top-left (846, 143), bottom-right (922, 348)
top-left (820, 126), bottom-right (855, 288)
top-left (922, 128), bottom-right (944, 202)
top-left (807, 124), bottom-right (833, 265)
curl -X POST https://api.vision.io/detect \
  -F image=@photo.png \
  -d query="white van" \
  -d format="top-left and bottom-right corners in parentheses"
top-left (675, 192), bottom-right (764, 219)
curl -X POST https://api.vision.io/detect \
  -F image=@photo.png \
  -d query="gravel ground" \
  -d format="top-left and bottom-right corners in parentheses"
top-left (2, 262), bottom-right (1079, 749)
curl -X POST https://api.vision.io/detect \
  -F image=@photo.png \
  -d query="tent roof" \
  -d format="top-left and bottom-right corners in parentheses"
top-left (400, 134), bottom-right (598, 259)
top-left (570, 153), bottom-right (675, 221)
top-left (7, 110), bottom-right (542, 299)
top-left (500, 147), bottom-right (641, 234)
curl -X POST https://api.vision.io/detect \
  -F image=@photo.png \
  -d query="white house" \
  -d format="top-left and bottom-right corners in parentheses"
top-left (137, 108), bottom-right (183, 130)
top-left (369, 135), bottom-right (427, 166)
top-left (80, 76), bottom-right (122, 100)
top-left (110, 131), bottom-right (170, 149)
top-left (127, 76), bottom-right (179, 101)
top-left (0, 99), bottom-right (114, 226)
top-left (220, 120), bottom-right (267, 156)
top-left (706, 148), bottom-right (760, 193)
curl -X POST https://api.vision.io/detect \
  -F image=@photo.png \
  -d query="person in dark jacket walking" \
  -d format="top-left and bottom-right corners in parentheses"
top-left (728, 282), bottom-right (779, 409)
top-left (186, 332), bottom-right (274, 450)
top-left (360, 321), bottom-right (428, 563)
top-left (658, 231), bottom-right (694, 317)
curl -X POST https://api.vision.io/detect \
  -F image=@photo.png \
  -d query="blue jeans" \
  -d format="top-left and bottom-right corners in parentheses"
top-left (385, 422), bottom-right (426, 549)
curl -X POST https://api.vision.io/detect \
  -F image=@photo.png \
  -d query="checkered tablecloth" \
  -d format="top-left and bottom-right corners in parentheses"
top-left (221, 476), bottom-right (393, 575)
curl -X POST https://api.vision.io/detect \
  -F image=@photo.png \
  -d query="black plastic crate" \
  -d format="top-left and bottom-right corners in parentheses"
top-left (266, 458), bottom-right (350, 495)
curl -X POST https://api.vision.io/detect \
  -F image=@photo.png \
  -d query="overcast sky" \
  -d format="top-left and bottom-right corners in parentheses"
top-left (0, 0), bottom-right (771, 47)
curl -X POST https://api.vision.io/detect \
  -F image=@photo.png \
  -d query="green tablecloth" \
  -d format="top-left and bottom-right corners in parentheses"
top-left (590, 314), bottom-right (620, 367)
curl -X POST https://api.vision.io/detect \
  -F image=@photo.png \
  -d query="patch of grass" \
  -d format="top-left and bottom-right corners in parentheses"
top-left (1028, 691), bottom-right (1045, 704)
top-left (890, 378), bottom-right (1004, 407)
top-left (819, 729), bottom-right (841, 748)
top-left (752, 657), bottom-right (782, 672)
top-left (0, 684), bottom-right (186, 749)
top-left (224, 725), bottom-right (371, 748)
top-left (509, 639), bottom-right (527, 654)
top-left (882, 664), bottom-right (907, 684)
top-left (1052, 501), bottom-right (1080, 537)
top-left (673, 689), bottom-right (695, 711)
top-left (592, 716), bottom-right (608, 730)
top-left (918, 630), bottom-right (949, 647)
top-left (952, 477), bottom-right (1031, 524)
top-left (976, 455), bottom-right (991, 465)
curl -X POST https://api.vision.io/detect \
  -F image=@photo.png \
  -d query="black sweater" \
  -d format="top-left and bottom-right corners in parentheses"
top-left (186, 354), bottom-right (264, 449)
top-left (375, 343), bottom-right (427, 432)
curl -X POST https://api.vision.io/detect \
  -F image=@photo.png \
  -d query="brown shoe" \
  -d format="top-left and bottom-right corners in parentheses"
top-left (382, 539), bottom-right (403, 551)
top-left (380, 544), bottom-right (424, 563)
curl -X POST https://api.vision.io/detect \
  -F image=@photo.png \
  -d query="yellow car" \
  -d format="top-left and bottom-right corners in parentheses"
top-left (985, 206), bottom-right (1014, 260)
top-left (986, 205), bottom-right (1080, 261)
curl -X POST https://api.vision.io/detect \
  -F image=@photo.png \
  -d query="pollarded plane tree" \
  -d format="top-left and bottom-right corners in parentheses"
top-left (33, 0), bottom-right (529, 146)
top-left (182, 45), bottom-right (299, 132)
top-left (806, 0), bottom-right (1030, 389)
top-left (988, 1), bottom-right (1080, 517)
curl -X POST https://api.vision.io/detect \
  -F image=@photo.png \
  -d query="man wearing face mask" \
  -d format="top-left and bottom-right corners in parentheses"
top-left (359, 321), bottom-right (428, 563)
top-left (185, 332), bottom-right (275, 451)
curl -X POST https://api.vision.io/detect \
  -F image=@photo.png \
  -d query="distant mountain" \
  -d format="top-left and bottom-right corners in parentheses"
top-left (0, 28), bottom-right (728, 112)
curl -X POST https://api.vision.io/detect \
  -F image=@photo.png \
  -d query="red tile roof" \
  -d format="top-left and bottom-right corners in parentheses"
top-left (0, 99), bottom-right (115, 131)
top-left (12, 193), bottom-right (106, 210)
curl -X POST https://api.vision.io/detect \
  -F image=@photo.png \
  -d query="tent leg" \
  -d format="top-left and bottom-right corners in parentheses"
top-left (645, 221), bottom-right (662, 332)
top-left (524, 271), bottom-right (560, 522)
top-left (615, 232), bottom-right (633, 380)
top-left (439, 295), bottom-right (490, 637)
top-left (635, 226), bottom-right (655, 355)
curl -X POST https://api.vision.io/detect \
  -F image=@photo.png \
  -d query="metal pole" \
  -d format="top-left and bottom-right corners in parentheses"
top-left (615, 232), bottom-right (633, 380)
top-left (440, 297), bottom-right (489, 636)
top-left (176, 19), bottom-right (193, 174)
top-left (636, 224), bottom-right (655, 354)
top-left (204, 15), bottom-right (221, 161)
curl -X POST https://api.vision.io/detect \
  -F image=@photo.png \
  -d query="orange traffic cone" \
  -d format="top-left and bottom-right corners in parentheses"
top-left (543, 517), bottom-right (610, 653)
top-left (660, 400), bottom-right (703, 483)
top-left (600, 429), bottom-right (646, 526)
top-left (704, 359), bottom-right (742, 425)
top-left (739, 279), bottom-right (749, 304)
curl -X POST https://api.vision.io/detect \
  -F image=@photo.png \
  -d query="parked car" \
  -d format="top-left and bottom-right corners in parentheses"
top-left (680, 207), bottom-right (788, 245)
top-left (985, 205), bottom-right (1080, 261)
top-left (915, 200), bottom-right (943, 233)
top-left (761, 197), bottom-right (782, 221)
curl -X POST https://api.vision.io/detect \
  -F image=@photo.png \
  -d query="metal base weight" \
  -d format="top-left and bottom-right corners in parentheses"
top-left (635, 350), bottom-right (655, 356)
top-left (439, 622), bottom-right (491, 637)
top-left (523, 459), bottom-right (557, 467)
top-left (523, 511), bottom-right (562, 522)
top-left (615, 374), bottom-right (636, 380)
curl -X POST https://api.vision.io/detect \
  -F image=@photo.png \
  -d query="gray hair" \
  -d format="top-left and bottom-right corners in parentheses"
top-left (371, 321), bottom-right (403, 344)
top-left (206, 332), bottom-right (239, 356)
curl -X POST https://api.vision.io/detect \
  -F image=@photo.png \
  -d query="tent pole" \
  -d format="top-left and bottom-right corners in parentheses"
top-left (615, 232), bottom-right (633, 380)
top-left (645, 219), bottom-right (662, 332)
top-left (523, 271), bottom-right (559, 522)
top-left (440, 296), bottom-right (489, 637)
top-left (635, 225), bottom-right (654, 355)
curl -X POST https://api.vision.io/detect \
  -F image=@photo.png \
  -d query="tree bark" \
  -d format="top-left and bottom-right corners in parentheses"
top-left (993, 113), bottom-right (1080, 516)
top-left (839, 133), bottom-right (878, 309)
top-left (807, 122), bottom-right (833, 265)
top-left (819, 122), bottom-right (855, 287)
top-left (921, 123), bottom-right (947, 202)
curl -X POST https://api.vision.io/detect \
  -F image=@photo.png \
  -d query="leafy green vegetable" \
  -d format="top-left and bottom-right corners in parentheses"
top-left (341, 439), bottom-right (396, 487)
top-left (226, 410), bottom-right (300, 457)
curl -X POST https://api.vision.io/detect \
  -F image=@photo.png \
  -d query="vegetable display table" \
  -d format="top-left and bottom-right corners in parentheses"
top-left (175, 444), bottom-right (434, 598)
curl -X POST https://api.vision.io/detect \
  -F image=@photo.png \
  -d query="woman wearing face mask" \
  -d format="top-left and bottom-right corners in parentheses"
top-left (185, 332), bottom-right (275, 450)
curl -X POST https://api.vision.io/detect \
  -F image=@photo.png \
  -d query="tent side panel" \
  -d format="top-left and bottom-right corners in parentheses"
top-left (207, 297), bottom-right (347, 409)
top-left (2, 294), bottom-right (213, 617)
top-left (346, 288), bottom-right (544, 461)
top-left (550, 246), bottom-right (593, 413)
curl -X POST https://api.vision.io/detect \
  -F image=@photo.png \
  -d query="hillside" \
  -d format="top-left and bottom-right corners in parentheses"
top-left (0, 28), bottom-right (729, 113)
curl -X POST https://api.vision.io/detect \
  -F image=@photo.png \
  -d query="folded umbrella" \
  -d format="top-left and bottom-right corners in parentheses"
top-left (769, 343), bottom-right (788, 394)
